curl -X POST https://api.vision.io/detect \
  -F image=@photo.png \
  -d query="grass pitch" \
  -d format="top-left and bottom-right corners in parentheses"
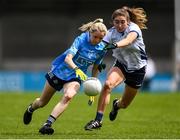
top-left (0, 92), bottom-right (180, 139)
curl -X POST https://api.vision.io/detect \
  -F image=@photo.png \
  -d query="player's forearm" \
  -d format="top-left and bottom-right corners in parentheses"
top-left (64, 54), bottom-right (77, 69)
top-left (116, 38), bottom-right (132, 48)
top-left (116, 32), bottom-right (137, 48)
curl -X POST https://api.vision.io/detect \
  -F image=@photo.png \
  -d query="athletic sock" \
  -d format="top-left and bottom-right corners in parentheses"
top-left (45, 115), bottom-right (56, 126)
top-left (95, 112), bottom-right (103, 122)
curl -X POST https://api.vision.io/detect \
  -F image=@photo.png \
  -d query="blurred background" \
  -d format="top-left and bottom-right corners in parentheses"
top-left (0, 0), bottom-right (179, 93)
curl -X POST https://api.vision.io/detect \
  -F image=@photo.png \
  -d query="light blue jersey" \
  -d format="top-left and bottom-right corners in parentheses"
top-left (50, 32), bottom-right (106, 81)
top-left (103, 22), bottom-right (147, 71)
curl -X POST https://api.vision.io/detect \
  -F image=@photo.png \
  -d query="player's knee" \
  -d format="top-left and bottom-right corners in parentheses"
top-left (64, 93), bottom-right (75, 102)
top-left (64, 88), bottom-right (77, 101)
top-left (64, 95), bottom-right (72, 101)
top-left (104, 80), bottom-right (113, 91)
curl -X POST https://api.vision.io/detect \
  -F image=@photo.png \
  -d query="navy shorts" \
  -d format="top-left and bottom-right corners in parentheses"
top-left (114, 60), bottom-right (146, 89)
top-left (45, 72), bottom-right (81, 91)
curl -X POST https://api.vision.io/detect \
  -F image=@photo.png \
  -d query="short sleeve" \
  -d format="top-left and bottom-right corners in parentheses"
top-left (103, 28), bottom-right (113, 43)
top-left (67, 33), bottom-right (86, 56)
top-left (128, 23), bottom-right (141, 38)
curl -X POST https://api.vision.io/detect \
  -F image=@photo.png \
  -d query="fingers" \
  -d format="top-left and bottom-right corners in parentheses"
top-left (81, 74), bottom-right (87, 81)
top-left (75, 69), bottom-right (88, 81)
top-left (88, 96), bottom-right (95, 106)
top-left (79, 71), bottom-right (87, 81)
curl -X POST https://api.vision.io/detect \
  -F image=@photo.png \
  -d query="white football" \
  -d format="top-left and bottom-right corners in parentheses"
top-left (83, 77), bottom-right (102, 96)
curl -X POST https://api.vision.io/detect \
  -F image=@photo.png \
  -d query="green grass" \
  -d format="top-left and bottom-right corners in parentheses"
top-left (0, 92), bottom-right (180, 139)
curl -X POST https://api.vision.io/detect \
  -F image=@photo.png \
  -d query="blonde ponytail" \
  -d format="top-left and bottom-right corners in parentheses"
top-left (79, 18), bottom-right (107, 34)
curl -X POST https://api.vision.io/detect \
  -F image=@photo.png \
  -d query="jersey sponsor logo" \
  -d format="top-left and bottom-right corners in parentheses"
top-left (75, 55), bottom-right (93, 67)
top-left (88, 50), bottom-right (95, 58)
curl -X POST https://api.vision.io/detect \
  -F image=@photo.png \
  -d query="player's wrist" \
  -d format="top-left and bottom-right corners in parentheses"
top-left (74, 66), bottom-right (79, 71)
top-left (113, 42), bottom-right (118, 48)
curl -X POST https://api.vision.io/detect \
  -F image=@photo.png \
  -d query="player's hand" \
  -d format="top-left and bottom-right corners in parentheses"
top-left (74, 67), bottom-right (88, 81)
top-left (98, 63), bottom-right (106, 72)
top-left (104, 43), bottom-right (117, 50)
top-left (88, 96), bottom-right (95, 106)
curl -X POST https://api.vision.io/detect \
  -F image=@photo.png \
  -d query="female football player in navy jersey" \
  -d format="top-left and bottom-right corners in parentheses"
top-left (84, 6), bottom-right (148, 130)
top-left (23, 18), bottom-right (107, 134)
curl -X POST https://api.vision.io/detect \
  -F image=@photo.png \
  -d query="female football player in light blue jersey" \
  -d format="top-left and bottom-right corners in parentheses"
top-left (85, 6), bottom-right (148, 130)
top-left (23, 18), bottom-right (107, 134)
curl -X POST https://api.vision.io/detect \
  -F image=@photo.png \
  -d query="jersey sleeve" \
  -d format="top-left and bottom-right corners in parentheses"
top-left (129, 23), bottom-right (141, 38)
top-left (67, 38), bottom-right (81, 56)
top-left (67, 33), bottom-right (86, 56)
top-left (102, 29), bottom-right (113, 43)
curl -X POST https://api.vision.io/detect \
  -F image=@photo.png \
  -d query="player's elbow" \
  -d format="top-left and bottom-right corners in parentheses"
top-left (64, 56), bottom-right (71, 64)
top-left (65, 54), bottom-right (73, 64)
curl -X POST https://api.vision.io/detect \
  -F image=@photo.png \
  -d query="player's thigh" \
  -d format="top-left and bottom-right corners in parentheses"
top-left (106, 67), bottom-right (125, 88)
top-left (39, 81), bottom-right (56, 103)
top-left (63, 81), bottom-right (80, 97)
